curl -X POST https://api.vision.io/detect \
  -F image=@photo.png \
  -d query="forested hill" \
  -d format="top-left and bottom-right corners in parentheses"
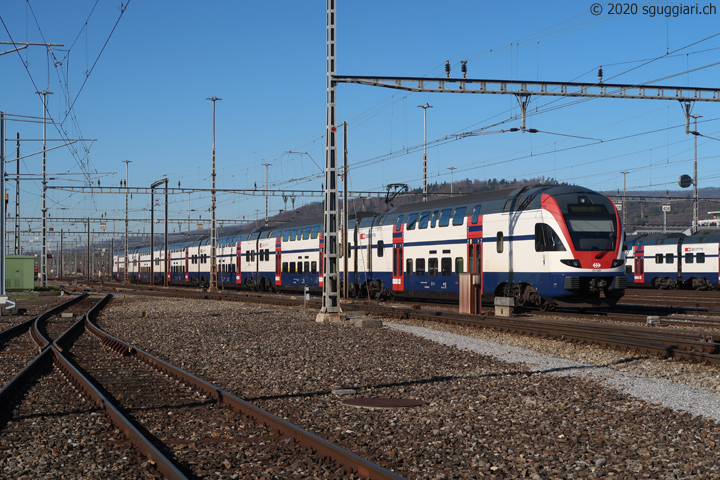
top-left (260, 180), bottom-right (720, 233)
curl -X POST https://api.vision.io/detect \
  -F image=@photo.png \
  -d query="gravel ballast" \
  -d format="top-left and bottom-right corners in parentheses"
top-left (93, 296), bottom-right (720, 479)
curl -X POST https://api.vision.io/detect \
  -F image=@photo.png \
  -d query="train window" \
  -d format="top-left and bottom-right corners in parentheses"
top-left (282, 262), bottom-right (288, 273)
top-left (697, 253), bottom-right (706, 263)
top-left (406, 259), bottom-right (414, 275)
top-left (304, 261), bottom-right (310, 273)
top-left (312, 226), bottom-right (321, 239)
top-left (441, 258), bottom-right (452, 276)
top-left (290, 262), bottom-right (296, 273)
top-left (565, 217), bottom-right (616, 251)
top-left (439, 209), bottom-right (452, 227)
top-left (655, 254), bottom-right (664, 264)
top-left (452, 207), bottom-right (467, 226)
top-left (265, 249), bottom-right (271, 261)
top-left (665, 253), bottom-right (674, 263)
top-left (471, 205), bottom-right (481, 224)
top-left (416, 258), bottom-right (425, 275)
top-left (303, 227), bottom-right (312, 240)
top-left (283, 230), bottom-right (290, 241)
top-left (377, 240), bottom-right (384, 257)
top-left (455, 257), bottom-right (464, 275)
top-left (407, 213), bottom-right (418, 230)
top-left (497, 232), bottom-right (504, 253)
top-left (311, 261), bottom-right (317, 274)
top-left (428, 258), bottom-right (438, 276)
top-left (396, 215), bottom-right (404, 231)
top-left (430, 211), bottom-right (439, 228)
top-left (290, 229), bottom-right (297, 241)
top-left (418, 212), bottom-right (430, 229)
top-left (535, 224), bottom-right (566, 252)
top-left (347, 242), bottom-right (352, 258)
top-left (685, 253), bottom-right (694, 264)
top-left (297, 262), bottom-right (303, 274)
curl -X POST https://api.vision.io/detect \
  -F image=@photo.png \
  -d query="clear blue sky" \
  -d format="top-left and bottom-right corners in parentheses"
top-left (2, 1), bottom-right (720, 249)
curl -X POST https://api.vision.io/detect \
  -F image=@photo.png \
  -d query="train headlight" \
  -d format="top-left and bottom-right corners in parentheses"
top-left (561, 259), bottom-right (582, 268)
top-left (611, 259), bottom-right (625, 268)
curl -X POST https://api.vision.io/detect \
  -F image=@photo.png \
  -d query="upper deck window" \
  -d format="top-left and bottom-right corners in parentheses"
top-left (452, 207), bottom-right (466, 226)
top-left (407, 213), bottom-right (419, 230)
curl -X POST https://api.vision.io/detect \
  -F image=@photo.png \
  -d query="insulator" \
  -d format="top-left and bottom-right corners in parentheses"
top-left (461, 61), bottom-right (467, 78)
top-left (445, 60), bottom-right (450, 78)
top-left (598, 66), bottom-right (603, 83)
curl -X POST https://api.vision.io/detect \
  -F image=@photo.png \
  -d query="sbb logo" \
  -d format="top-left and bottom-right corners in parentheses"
top-left (593, 262), bottom-right (601, 268)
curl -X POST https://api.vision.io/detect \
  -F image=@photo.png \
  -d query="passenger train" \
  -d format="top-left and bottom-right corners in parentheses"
top-left (626, 230), bottom-right (720, 290)
top-left (113, 184), bottom-right (627, 309)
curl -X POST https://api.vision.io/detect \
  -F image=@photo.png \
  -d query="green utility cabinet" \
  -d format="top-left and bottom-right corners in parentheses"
top-left (5, 255), bottom-right (36, 290)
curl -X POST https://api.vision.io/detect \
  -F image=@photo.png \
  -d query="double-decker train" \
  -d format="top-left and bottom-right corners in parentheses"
top-left (113, 184), bottom-right (627, 309)
top-left (626, 230), bottom-right (720, 290)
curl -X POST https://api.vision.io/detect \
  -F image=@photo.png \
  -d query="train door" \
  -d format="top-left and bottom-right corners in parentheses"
top-left (167, 248), bottom-right (171, 283)
top-left (677, 238), bottom-right (684, 286)
top-left (467, 206), bottom-right (483, 295)
top-left (275, 237), bottom-right (282, 287)
top-left (633, 244), bottom-right (645, 284)
top-left (392, 217), bottom-right (404, 292)
top-left (318, 232), bottom-right (324, 288)
top-left (235, 242), bottom-right (242, 284)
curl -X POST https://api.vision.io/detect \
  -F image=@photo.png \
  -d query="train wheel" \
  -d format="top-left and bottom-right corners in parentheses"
top-left (540, 301), bottom-right (557, 311)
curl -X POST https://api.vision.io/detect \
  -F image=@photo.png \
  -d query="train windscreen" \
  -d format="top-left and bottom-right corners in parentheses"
top-left (565, 216), bottom-right (616, 251)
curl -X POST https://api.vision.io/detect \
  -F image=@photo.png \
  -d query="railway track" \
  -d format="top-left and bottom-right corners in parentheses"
top-left (87, 283), bottom-right (720, 366)
top-left (1, 293), bottom-right (406, 479)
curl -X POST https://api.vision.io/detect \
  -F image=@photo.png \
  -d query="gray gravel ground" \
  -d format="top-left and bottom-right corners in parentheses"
top-left (93, 296), bottom-right (720, 479)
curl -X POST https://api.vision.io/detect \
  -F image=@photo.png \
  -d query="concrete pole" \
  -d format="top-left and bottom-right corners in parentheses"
top-left (37, 90), bottom-right (52, 288)
top-left (262, 163), bottom-right (271, 227)
top-left (1, 112), bottom-right (5, 298)
top-left (123, 160), bottom-right (131, 285)
top-left (620, 171), bottom-right (628, 230)
top-left (692, 115), bottom-right (701, 234)
top-left (15, 133), bottom-right (20, 255)
top-left (448, 167), bottom-right (456, 196)
top-left (342, 121), bottom-right (349, 299)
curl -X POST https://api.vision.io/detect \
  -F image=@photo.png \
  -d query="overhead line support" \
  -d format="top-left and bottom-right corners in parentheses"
top-left (332, 76), bottom-right (720, 102)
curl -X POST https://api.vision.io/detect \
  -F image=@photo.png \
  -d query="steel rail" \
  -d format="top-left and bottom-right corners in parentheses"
top-left (110, 287), bottom-right (720, 362)
top-left (1, 296), bottom-right (188, 479)
top-left (1, 294), bottom-right (90, 408)
top-left (0, 315), bottom-right (39, 344)
top-left (84, 294), bottom-right (406, 480)
top-left (358, 303), bottom-right (720, 364)
top-left (50, 341), bottom-right (189, 480)
top-left (50, 296), bottom-right (189, 479)
top-left (29, 293), bottom-right (88, 349)
top-left (474, 316), bottom-right (720, 354)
